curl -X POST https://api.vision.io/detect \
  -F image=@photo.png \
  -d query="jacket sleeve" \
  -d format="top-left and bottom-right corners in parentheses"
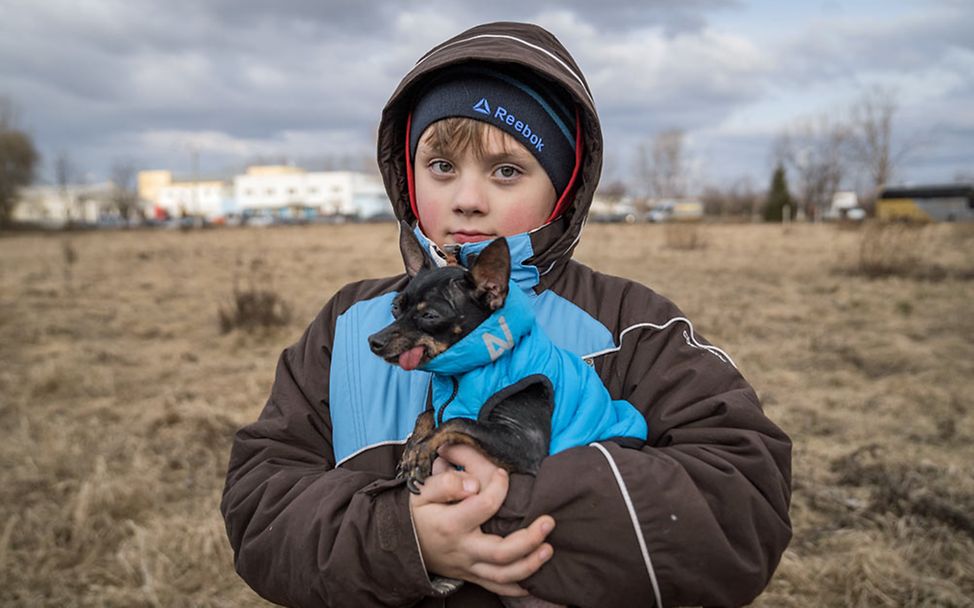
top-left (220, 294), bottom-right (434, 607)
top-left (484, 309), bottom-right (792, 607)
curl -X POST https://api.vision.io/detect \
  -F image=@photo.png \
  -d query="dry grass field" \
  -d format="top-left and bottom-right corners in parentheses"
top-left (1, 222), bottom-right (972, 607)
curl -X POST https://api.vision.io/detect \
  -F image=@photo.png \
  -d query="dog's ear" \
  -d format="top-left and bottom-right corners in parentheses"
top-left (470, 238), bottom-right (511, 310)
top-left (399, 222), bottom-right (434, 278)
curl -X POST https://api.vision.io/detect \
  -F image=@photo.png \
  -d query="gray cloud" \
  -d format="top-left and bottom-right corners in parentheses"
top-left (0, 0), bottom-right (970, 188)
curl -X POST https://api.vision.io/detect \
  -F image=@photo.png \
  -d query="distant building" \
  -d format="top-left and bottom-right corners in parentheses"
top-left (13, 182), bottom-right (117, 226)
top-left (157, 180), bottom-right (233, 219)
top-left (877, 184), bottom-right (974, 222)
top-left (132, 166), bottom-right (391, 222)
top-left (137, 170), bottom-right (233, 220)
top-left (233, 167), bottom-right (388, 219)
top-left (824, 191), bottom-right (865, 221)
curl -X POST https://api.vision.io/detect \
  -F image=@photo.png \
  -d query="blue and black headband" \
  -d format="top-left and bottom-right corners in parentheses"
top-left (408, 64), bottom-right (577, 195)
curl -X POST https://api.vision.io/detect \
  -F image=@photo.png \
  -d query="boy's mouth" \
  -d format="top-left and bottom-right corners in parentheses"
top-left (450, 231), bottom-right (494, 244)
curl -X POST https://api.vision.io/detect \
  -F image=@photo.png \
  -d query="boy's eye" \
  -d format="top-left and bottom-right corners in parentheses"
top-left (429, 160), bottom-right (454, 175)
top-left (494, 165), bottom-right (522, 180)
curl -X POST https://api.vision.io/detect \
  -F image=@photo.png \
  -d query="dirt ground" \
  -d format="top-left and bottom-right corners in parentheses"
top-left (1, 222), bottom-right (972, 607)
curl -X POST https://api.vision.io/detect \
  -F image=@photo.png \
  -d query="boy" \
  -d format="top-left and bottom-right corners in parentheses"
top-left (221, 21), bottom-right (792, 608)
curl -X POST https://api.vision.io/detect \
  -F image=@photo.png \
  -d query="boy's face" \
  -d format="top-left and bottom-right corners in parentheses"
top-left (414, 123), bottom-right (557, 248)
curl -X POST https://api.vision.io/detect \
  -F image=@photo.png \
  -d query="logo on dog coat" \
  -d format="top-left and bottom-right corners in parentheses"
top-left (483, 316), bottom-right (514, 361)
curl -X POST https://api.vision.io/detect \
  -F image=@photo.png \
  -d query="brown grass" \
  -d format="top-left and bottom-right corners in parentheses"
top-left (662, 222), bottom-right (705, 250)
top-left (1, 223), bottom-right (973, 606)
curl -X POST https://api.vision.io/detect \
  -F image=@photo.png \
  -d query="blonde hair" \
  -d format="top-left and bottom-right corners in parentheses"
top-left (418, 117), bottom-right (517, 160)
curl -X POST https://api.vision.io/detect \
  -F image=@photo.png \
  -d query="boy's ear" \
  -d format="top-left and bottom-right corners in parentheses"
top-left (469, 238), bottom-right (511, 310)
top-left (399, 222), bottom-right (434, 278)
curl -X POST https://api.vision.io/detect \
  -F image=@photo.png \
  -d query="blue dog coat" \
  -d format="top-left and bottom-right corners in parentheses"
top-left (420, 282), bottom-right (648, 454)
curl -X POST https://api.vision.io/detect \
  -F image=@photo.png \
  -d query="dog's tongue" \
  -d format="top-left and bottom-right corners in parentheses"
top-left (398, 346), bottom-right (425, 371)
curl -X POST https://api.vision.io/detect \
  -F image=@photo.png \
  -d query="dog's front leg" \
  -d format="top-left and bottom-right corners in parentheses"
top-left (399, 417), bottom-right (487, 494)
top-left (398, 409), bottom-right (437, 494)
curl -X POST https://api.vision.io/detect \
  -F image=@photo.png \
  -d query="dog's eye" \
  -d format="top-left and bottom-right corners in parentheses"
top-left (391, 300), bottom-right (402, 318)
top-left (421, 311), bottom-right (441, 323)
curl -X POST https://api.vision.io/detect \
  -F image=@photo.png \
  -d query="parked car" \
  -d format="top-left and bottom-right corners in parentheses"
top-left (646, 200), bottom-right (704, 223)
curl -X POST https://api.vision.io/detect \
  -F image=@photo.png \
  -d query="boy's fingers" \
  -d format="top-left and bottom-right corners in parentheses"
top-left (437, 443), bottom-right (483, 467)
top-left (450, 468), bottom-right (508, 527)
top-left (412, 470), bottom-right (478, 506)
top-left (469, 543), bottom-right (553, 585)
top-left (431, 456), bottom-right (451, 476)
top-left (468, 516), bottom-right (555, 565)
top-left (438, 444), bottom-right (499, 481)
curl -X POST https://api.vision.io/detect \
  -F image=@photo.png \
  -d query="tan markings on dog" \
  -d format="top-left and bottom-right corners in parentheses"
top-left (411, 410), bottom-right (436, 438)
top-left (452, 325), bottom-right (463, 335)
top-left (418, 335), bottom-right (449, 357)
top-left (416, 302), bottom-right (427, 311)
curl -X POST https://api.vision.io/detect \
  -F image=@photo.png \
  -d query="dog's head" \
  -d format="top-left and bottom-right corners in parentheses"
top-left (368, 227), bottom-right (511, 370)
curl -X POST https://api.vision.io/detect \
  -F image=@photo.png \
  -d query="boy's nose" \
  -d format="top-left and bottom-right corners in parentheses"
top-left (451, 177), bottom-right (489, 216)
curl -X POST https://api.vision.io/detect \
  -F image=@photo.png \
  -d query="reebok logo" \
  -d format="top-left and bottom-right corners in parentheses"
top-left (482, 316), bottom-right (514, 362)
top-left (472, 98), bottom-right (491, 115)
top-left (492, 106), bottom-right (544, 152)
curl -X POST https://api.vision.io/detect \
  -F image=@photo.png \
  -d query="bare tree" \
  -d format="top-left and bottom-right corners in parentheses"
top-left (597, 179), bottom-right (628, 201)
top-left (110, 161), bottom-right (139, 223)
top-left (0, 97), bottom-right (39, 228)
top-left (637, 129), bottom-right (687, 201)
top-left (774, 114), bottom-right (848, 221)
top-left (0, 96), bottom-right (19, 128)
top-left (701, 177), bottom-right (760, 219)
top-left (848, 86), bottom-right (905, 204)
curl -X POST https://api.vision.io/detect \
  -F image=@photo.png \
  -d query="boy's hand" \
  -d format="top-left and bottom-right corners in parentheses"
top-left (409, 451), bottom-right (555, 597)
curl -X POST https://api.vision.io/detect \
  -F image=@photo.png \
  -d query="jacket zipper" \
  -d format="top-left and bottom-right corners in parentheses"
top-left (436, 378), bottom-right (460, 426)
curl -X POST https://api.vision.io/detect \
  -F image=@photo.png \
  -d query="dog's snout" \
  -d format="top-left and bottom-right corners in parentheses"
top-left (368, 331), bottom-right (388, 353)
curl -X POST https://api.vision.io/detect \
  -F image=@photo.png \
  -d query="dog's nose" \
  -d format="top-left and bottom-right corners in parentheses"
top-left (368, 332), bottom-right (387, 353)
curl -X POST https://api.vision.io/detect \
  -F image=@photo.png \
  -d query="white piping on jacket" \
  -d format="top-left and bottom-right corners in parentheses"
top-left (590, 442), bottom-right (664, 608)
top-left (413, 34), bottom-right (594, 105)
top-left (584, 317), bottom-right (736, 368)
top-left (335, 439), bottom-right (407, 468)
top-left (539, 225), bottom-right (584, 277)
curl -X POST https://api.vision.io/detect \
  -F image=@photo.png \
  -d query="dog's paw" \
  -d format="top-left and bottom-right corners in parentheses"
top-left (398, 442), bottom-right (437, 495)
top-left (404, 474), bottom-right (424, 495)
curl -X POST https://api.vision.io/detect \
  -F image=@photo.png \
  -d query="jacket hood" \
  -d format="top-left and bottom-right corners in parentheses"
top-left (377, 21), bottom-right (603, 291)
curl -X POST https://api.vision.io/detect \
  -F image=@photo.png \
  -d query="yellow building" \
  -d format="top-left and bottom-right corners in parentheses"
top-left (137, 170), bottom-right (174, 207)
top-left (244, 165), bottom-right (306, 176)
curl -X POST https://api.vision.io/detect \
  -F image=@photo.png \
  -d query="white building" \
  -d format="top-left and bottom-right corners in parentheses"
top-left (825, 191), bottom-right (864, 221)
top-left (157, 180), bottom-right (233, 219)
top-left (13, 182), bottom-right (119, 226)
top-left (233, 167), bottom-right (389, 219)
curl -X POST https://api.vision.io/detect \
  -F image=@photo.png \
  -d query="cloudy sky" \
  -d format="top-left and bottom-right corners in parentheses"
top-left (1, 0), bottom-right (972, 192)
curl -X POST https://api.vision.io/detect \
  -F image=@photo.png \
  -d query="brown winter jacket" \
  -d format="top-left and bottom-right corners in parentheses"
top-left (221, 21), bottom-right (792, 608)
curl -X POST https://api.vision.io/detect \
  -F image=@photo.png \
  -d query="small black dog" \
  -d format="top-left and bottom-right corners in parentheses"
top-left (368, 227), bottom-right (554, 494)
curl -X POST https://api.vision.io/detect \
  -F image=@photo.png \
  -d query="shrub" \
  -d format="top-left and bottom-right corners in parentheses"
top-left (857, 223), bottom-right (924, 278)
top-left (217, 256), bottom-right (292, 333)
top-left (218, 286), bottom-right (292, 334)
top-left (664, 223), bottom-right (705, 250)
